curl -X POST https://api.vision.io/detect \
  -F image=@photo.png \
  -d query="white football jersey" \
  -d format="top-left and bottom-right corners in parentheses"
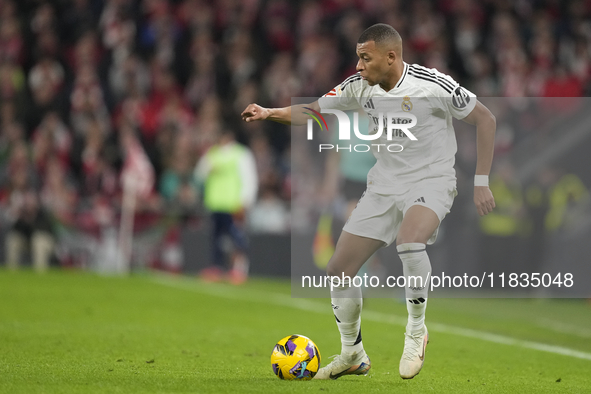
top-left (318, 62), bottom-right (477, 193)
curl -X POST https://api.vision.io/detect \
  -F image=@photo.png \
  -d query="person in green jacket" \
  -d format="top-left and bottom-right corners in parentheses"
top-left (194, 129), bottom-right (258, 284)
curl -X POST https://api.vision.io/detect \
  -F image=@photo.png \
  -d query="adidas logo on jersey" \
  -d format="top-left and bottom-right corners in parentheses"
top-left (414, 197), bottom-right (425, 203)
top-left (363, 98), bottom-right (375, 109)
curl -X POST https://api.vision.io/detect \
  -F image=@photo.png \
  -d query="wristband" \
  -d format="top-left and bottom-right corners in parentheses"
top-left (474, 175), bottom-right (489, 187)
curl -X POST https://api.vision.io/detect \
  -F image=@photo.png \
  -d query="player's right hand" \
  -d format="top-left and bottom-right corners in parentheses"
top-left (241, 103), bottom-right (269, 123)
top-left (474, 186), bottom-right (495, 216)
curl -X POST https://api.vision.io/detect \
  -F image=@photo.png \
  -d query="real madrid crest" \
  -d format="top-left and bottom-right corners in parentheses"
top-left (402, 96), bottom-right (412, 112)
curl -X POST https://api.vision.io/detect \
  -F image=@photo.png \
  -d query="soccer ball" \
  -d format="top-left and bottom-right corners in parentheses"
top-left (270, 334), bottom-right (321, 380)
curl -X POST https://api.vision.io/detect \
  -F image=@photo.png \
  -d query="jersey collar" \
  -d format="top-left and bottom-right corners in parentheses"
top-left (379, 62), bottom-right (408, 93)
top-left (394, 62), bottom-right (409, 90)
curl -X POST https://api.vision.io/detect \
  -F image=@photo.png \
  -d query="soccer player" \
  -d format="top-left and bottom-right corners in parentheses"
top-left (241, 24), bottom-right (496, 380)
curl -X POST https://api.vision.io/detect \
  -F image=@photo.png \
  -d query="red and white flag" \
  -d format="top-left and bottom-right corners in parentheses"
top-left (121, 138), bottom-right (154, 198)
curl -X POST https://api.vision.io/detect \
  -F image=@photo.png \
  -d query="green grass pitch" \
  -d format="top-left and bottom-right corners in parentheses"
top-left (1, 270), bottom-right (590, 393)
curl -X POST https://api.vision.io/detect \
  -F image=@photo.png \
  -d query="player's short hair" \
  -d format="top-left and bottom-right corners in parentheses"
top-left (357, 23), bottom-right (401, 46)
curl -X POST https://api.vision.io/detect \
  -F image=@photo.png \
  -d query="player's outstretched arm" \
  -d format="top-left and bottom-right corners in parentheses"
top-left (462, 100), bottom-right (497, 216)
top-left (241, 101), bottom-right (320, 126)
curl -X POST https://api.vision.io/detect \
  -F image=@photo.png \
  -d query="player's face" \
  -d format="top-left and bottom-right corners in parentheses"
top-left (356, 41), bottom-right (389, 86)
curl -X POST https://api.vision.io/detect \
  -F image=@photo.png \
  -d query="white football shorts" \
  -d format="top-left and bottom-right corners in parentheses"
top-left (343, 178), bottom-right (457, 246)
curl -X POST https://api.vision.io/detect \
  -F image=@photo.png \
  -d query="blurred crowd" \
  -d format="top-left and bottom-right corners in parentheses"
top-left (1, 0), bottom-right (591, 270)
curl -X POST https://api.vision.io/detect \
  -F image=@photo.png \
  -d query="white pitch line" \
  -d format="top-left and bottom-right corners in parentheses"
top-left (535, 318), bottom-right (591, 339)
top-left (151, 275), bottom-right (591, 361)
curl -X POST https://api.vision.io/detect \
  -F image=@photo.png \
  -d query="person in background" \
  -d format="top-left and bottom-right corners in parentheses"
top-left (3, 166), bottom-right (54, 272)
top-left (157, 148), bottom-right (198, 273)
top-left (194, 129), bottom-right (258, 285)
top-left (478, 161), bottom-right (525, 274)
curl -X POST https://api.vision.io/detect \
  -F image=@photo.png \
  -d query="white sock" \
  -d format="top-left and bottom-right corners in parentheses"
top-left (330, 278), bottom-right (364, 356)
top-left (397, 243), bottom-right (431, 335)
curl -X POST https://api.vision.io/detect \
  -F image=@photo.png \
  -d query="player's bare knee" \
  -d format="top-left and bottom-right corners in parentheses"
top-left (326, 257), bottom-right (344, 278)
top-left (326, 256), bottom-right (357, 278)
top-left (396, 234), bottom-right (424, 246)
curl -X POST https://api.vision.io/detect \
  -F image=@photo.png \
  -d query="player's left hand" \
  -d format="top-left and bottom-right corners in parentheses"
top-left (474, 186), bottom-right (495, 216)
